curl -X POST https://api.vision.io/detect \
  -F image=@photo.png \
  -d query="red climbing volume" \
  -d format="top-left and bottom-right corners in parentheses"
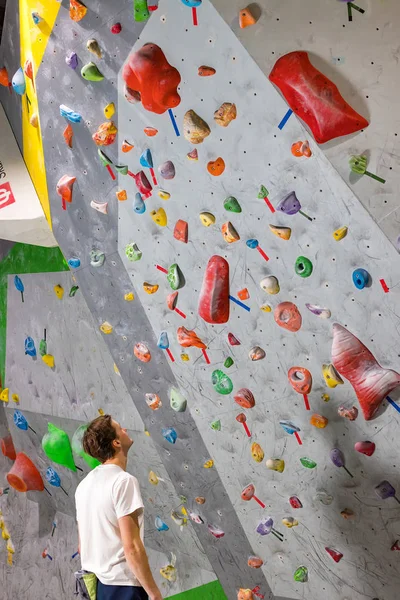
top-left (198, 255), bottom-right (230, 324)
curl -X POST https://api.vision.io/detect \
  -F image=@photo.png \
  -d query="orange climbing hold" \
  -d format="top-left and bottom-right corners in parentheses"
top-left (134, 342), bottom-right (151, 363)
top-left (177, 327), bottom-right (206, 349)
top-left (69, 0), bottom-right (87, 22)
top-left (207, 157), bottom-right (225, 177)
top-left (122, 140), bottom-right (134, 153)
top-left (238, 288), bottom-right (249, 300)
top-left (63, 124), bottom-right (73, 148)
top-left (0, 67), bottom-right (10, 88)
top-left (92, 121), bottom-right (118, 146)
top-left (310, 413), bottom-right (329, 429)
top-left (6, 453), bottom-right (44, 492)
top-left (173, 220), bottom-right (188, 243)
top-left (291, 140), bottom-right (312, 158)
top-left (1, 435), bottom-right (16, 461)
top-left (239, 6), bottom-right (256, 29)
top-left (116, 190), bottom-right (127, 201)
top-left (144, 127), bottom-right (158, 137)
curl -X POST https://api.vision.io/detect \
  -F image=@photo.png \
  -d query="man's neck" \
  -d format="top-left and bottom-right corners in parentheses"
top-left (103, 454), bottom-right (128, 471)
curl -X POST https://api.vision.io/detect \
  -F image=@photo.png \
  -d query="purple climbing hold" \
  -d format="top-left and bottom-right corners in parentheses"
top-left (66, 52), bottom-right (78, 70)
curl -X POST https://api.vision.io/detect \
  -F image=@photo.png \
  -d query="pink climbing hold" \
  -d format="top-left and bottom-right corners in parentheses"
top-left (325, 547), bottom-right (343, 563)
top-left (228, 333), bottom-right (240, 346)
top-left (331, 323), bottom-right (400, 420)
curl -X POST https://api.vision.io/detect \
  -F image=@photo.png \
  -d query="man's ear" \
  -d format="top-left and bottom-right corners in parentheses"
top-left (112, 438), bottom-right (121, 449)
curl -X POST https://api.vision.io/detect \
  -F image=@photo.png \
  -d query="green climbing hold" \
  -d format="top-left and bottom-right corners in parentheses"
top-left (224, 196), bottom-right (242, 213)
top-left (69, 285), bottom-right (79, 297)
top-left (42, 423), bottom-right (77, 472)
top-left (81, 62), bottom-right (104, 81)
top-left (212, 369), bottom-right (233, 395)
top-left (224, 357), bottom-right (234, 368)
top-left (169, 387), bottom-right (187, 412)
top-left (167, 264), bottom-right (185, 290)
top-left (349, 154), bottom-right (367, 175)
top-left (300, 457), bottom-right (317, 469)
top-left (39, 339), bottom-right (47, 357)
top-left (210, 420), bottom-right (221, 431)
top-left (125, 243), bottom-right (142, 262)
top-left (98, 149), bottom-right (112, 166)
top-left (72, 425), bottom-right (101, 470)
top-left (294, 566), bottom-right (308, 583)
top-left (258, 185), bottom-right (269, 199)
top-left (115, 164), bottom-right (128, 175)
top-left (134, 0), bottom-right (150, 21)
top-left (295, 256), bottom-right (313, 278)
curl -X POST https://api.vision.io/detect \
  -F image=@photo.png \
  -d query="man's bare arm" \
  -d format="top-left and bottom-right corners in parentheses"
top-left (119, 510), bottom-right (162, 600)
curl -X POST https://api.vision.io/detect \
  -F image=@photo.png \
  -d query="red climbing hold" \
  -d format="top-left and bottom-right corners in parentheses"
top-left (56, 175), bottom-right (76, 210)
top-left (325, 547), bottom-right (343, 563)
top-left (198, 256), bottom-right (230, 324)
top-left (64, 124), bottom-right (73, 148)
top-left (228, 333), bottom-right (240, 346)
top-left (234, 388), bottom-right (255, 409)
top-left (111, 22), bottom-right (122, 34)
top-left (269, 51), bottom-right (369, 143)
top-left (7, 452), bottom-right (44, 492)
top-left (173, 220), bottom-right (188, 243)
top-left (1, 435), bottom-right (16, 461)
top-left (122, 43), bottom-right (181, 114)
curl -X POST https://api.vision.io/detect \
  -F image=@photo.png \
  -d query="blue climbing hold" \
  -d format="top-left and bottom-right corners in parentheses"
top-left (12, 67), bottom-right (26, 95)
top-left (246, 239), bottom-right (259, 249)
top-left (25, 336), bottom-right (36, 357)
top-left (133, 192), bottom-right (146, 214)
top-left (352, 268), bottom-right (370, 290)
top-left (60, 104), bottom-right (82, 123)
top-left (155, 516), bottom-right (169, 531)
top-left (13, 410), bottom-right (28, 431)
top-left (181, 0), bottom-right (202, 6)
top-left (157, 331), bottom-right (169, 350)
top-left (68, 258), bottom-right (81, 269)
top-left (46, 467), bottom-right (61, 488)
top-left (140, 149), bottom-right (153, 170)
top-left (162, 427), bottom-right (177, 444)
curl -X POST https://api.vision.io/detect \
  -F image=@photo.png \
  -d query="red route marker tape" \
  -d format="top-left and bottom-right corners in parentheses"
top-left (106, 165), bottom-right (116, 180)
top-left (253, 495), bottom-right (266, 509)
top-left (303, 394), bottom-right (310, 411)
top-left (148, 5), bottom-right (158, 10)
top-left (156, 265), bottom-right (168, 274)
top-left (294, 431), bottom-right (302, 445)
top-left (149, 167), bottom-right (158, 186)
top-left (192, 6), bottom-right (198, 25)
top-left (202, 348), bottom-right (210, 364)
top-left (174, 307), bottom-right (186, 319)
top-left (243, 422), bottom-right (251, 437)
top-left (380, 278), bottom-right (389, 293)
top-left (166, 348), bottom-right (175, 362)
top-left (263, 196), bottom-right (275, 213)
top-left (61, 198), bottom-right (66, 211)
top-left (256, 246), bottom-right (270, 262)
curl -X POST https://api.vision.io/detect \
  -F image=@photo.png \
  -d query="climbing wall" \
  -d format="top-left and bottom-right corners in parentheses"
top-left (1, 0), bottom-right (400, 599)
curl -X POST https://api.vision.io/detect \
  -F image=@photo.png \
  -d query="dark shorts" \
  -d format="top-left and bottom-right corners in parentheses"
top-left (96, 580), bottom-right (148, 600)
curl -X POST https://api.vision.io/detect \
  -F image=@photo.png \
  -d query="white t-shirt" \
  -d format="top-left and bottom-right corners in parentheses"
top-left (75, 464), bottom-right (144, 586)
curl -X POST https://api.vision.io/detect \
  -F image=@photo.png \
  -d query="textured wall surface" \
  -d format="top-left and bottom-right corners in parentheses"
top-left (1, 0), bottom-right (400, 599)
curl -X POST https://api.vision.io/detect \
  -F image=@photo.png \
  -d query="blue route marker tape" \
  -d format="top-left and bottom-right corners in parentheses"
top-left (278, 108), bottom-right (293, 130)
top-left (386, 396), bottom-right (400, 414)
top-left (168, 109), bottom-right (180, 136)
top-left (229, 295), bottom-right (250, 312)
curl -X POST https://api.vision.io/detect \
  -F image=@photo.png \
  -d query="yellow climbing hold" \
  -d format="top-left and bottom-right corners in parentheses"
top-left (150, 208), bottom-right (167, 227)
top-left (98, 408), bottom-right (105, 416)
top-left (124, 292), bottom-right (134, 301)
top-left (143, 282), bottom-right (159, 294)
top-left (113, 363), bottom-right (120, 376)
top-left (282, 517), bottom-right (299, 528)
top-left (104, 102), bottom-right (115, 119)
top-left (269, 224), bottom-right (292, 240)
top-left (321, 393), bottom-right (330, 402)
top-left (204, 459), bottom-right (214, 468)
top-left (333, 226), bottom-right (348, 241)
top-left (100, 321), bottom-right (113, 334)
top-left (158, 190), bottom-right (171, 200)
top-left (160, 565), bottom-right (177, 582)
top-left (260, 304), bottom-right (272, 312)
top-left (144, 430), bottom-right (150, 437)
top-left (42, 354), bottom-right (55, 368)
top-left (251, 443), bottom-right (264, 463)
top-left (180, 353), bottom-right (190, 361)
top-left (2, 529), bottom-right (10, 540)
top-left (199, 212), bottom-right (215, 227)
top-left (322, 363), bottom-right (344, 388)
top-left (0, 388), bottom-right (9, 403)
top-left (12, 394), bottom-right (19, 403)
top-left (54, 284), bottom-right (64, 299)
top-left (148, 471), bottom-right (159, 485)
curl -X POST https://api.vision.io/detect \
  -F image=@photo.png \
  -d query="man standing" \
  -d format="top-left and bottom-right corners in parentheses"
top-left (75, 415), bottom-right (163, 600)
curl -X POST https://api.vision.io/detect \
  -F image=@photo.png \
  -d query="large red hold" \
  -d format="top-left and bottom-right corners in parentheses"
top-left (198, 256), bottom-right (230, 324)
top-left (269, 51), bottom-right (369, 144)
top-left (331, 323), bottom-right (400, 420)
top-left (122, 43), bottom-right (181, 114)
top-left (7, 452), bottom-right (44, 492)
